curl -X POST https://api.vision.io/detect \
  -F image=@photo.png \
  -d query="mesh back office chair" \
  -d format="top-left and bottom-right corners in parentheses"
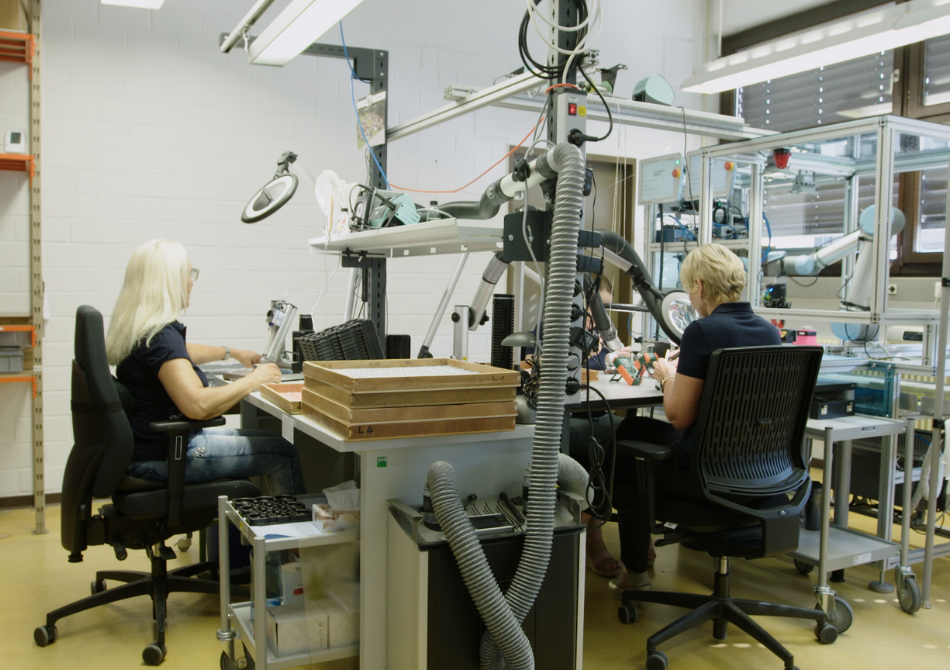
top-left (33, 306), bottom-right (259, 666)
top-left (616, 346), bottom-right (838, 670)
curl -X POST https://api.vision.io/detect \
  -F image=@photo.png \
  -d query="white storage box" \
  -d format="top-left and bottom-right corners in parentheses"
top-left (318, 597), bottom-right (359, 648)
top-left (280, 561), bottom-right (305, 605)
top-left (266, 601), bottom-right (328, 658)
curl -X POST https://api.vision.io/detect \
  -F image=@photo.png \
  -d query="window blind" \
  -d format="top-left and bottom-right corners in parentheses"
top-left (738, 51), bottom-right (894, 133)
top-left (917, 168), bottom-right (947, 252)
top-left (924, 34), bottom-right (950, 107)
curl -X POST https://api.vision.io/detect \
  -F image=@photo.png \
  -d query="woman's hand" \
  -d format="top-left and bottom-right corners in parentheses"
top-left (249, 363), bottom-right (282, 387)
top-left (232, 349), bottom-right (262, 368)
top-left (653, 357), bottom-right (676, 382)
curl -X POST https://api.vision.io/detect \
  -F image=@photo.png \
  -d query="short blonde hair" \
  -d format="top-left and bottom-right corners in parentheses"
top-left (679, 244), bottom-right (745, 306)
top-left (105, 239), bottom-right (190, 365)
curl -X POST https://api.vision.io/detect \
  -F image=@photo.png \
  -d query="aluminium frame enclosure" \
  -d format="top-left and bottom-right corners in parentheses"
top-left (699, 115), bottom-right (948, 373)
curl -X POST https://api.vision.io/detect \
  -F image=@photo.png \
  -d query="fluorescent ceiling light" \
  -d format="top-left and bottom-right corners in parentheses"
top-left (684, 0), bottom-right (950, 94)
top-left (249, 0), bottom-right (365, 66)
top-left (100, 0), bottom-right (165, 7)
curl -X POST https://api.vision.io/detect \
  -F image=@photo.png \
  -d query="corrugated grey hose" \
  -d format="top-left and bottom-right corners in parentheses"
top-left (426, 143), bottom-right (586, 670)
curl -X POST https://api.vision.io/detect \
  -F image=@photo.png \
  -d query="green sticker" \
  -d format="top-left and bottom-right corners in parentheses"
top-left (377, 456), bottom-right (388, 468)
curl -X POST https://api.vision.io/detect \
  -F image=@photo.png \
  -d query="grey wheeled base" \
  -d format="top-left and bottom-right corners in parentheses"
top-left (618, 564), bottom-right (833, 670)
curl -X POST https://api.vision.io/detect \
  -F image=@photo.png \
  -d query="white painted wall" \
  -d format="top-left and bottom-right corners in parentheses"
top-left (0, 0), bottom-right (711, 497)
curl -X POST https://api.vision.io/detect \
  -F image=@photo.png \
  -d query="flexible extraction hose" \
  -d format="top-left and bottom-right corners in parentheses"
top-left (426, 142), bottom-right (586, 670)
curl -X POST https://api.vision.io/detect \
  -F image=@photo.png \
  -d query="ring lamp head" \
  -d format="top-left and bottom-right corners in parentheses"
top-left (242, 151), bottom-right (300, 224)
top-left (658, 291), bottom-right (698, 343)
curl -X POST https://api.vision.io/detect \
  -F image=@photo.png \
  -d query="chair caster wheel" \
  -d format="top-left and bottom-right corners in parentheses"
top-left (815, 622), bottom-right (838, 645)
top-left (794, 559), bottom-right (814, 575)
top-left (33, 625), bottom-right (58, 647)
top-left (143, 642), bottom-right (167, 666)
top-left (177, 537), bottom-right (192, 552)
top-left (91, 580), bottom-right (106, 595)
top-left (646, 650), bottom-right (668, 670)
top-left (617, 603), bottom-right (637, 624)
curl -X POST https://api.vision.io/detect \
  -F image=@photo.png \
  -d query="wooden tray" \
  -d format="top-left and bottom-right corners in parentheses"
top-left (301, 388), bottom-right (516, 424)
top-left (301, 402), bottom-right (516, 441)
top-left (302, 358), bottom-right (519, 394)
top-left (303, 377), bottom-right (516, 409)
top-left (260, 382), bottom-right (305, 414)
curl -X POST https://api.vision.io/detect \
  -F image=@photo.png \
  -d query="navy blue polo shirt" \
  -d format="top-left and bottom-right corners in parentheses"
top-left (116, 321), bottom-right (209, 462)
top-left (675, 302), bottom-right (781, 454)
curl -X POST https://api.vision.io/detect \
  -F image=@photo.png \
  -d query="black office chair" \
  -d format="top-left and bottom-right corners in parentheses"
top-left (616, 346), bottom-right (837, 670)
top-left (33, 306), bottom-right (259, 666)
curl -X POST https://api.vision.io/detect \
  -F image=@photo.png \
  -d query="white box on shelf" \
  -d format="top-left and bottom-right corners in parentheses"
top-left (266, 601), bottom-right (328, 658)
top-left (318, 597), bottom-right (359, 648)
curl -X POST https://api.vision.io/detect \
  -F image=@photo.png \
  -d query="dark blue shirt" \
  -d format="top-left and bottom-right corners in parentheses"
top-left (675, 302), bottom-right (781, 454)
top-left (116, 321), bottom-right (209, 462)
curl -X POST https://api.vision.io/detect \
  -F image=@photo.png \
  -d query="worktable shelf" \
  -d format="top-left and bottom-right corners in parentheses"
top-left (0, 30), bottom-right (34, 67)
top-left (308, 218), bottom-right (505, 258)
top-left (790, 525), bottom-right (898, 573)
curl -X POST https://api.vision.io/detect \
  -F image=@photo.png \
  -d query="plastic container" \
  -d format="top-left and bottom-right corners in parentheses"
top-left (0, 347), bottom-right (24, 372)
top-left (795, 326), bottom-right (818, 346)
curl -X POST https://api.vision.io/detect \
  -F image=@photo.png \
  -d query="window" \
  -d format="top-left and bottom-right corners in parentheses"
top-left (923, 34), bottom-right (950, 107)
top-left (738, 51), bottom-right (895, 133)
top-left (917, 168), bottom-right (947, 252)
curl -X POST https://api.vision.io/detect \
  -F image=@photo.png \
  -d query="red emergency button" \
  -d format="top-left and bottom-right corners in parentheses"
top-left (724, 161), bottom-right (735, 171)
top-left (672, 169), bottom-right (681, 178)
top-left (568, 103), bottom-right (577, 116)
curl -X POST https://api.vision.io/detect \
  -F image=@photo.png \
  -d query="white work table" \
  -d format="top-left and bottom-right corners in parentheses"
top-left (241, 390), bottom-right (571, 670)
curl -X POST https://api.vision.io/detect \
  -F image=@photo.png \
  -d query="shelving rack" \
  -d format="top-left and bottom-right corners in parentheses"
top-left (0, 3), bottom-right (45, 534)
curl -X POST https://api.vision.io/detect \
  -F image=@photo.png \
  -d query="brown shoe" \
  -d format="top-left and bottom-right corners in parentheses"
top-left (609, 568), bottom-right (651, 607)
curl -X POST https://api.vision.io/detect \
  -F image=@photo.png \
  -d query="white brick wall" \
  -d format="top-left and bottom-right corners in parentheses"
top-left (0, 0), bottom-right (708, 497)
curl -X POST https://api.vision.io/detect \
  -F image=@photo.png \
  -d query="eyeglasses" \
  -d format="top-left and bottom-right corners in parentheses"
top-left (189, 268), bottom-right (200, 281)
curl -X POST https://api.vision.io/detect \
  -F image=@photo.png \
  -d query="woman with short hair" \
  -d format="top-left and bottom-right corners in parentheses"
top-left (608, 244), bottom-right (780, 601)
top-left (106, 239), bottom-right (304, 495)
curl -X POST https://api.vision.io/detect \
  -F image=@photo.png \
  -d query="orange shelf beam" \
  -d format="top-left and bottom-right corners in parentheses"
top-left (0, 324), bottom-right (37, 347)
top-left (0, 375), bottom-right (37, 397)
top-left (0, 31), bottom-right (34, 70)
top-left (0, 154), bottom-right (35, 185)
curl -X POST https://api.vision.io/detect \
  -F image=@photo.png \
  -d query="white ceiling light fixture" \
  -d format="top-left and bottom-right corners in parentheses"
top-left (100, 0), bottom-right (165, 8)
top-left (683, 0), bottom-right (950, 94)
top-left (248, 0), bottom-right (365, 66)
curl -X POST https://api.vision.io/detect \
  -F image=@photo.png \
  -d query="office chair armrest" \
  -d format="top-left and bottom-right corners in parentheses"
top-left (616, 440), bottom-right (675, 461)
top-left (147, 417), bottom-right (225, 530)
top-left (149, 416), bottom-right (226, 435)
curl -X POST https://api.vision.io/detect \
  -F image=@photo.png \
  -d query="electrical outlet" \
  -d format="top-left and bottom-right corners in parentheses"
top-left (888, 284), bottom-right (897, 295)
top-left (937, 281), bottom-right (944, 299)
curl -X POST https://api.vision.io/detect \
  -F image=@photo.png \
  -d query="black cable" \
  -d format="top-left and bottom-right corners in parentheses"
top-left (789, 275), bottom-right (820, 287)
top-left (580, 383), bottom-right (616, 529)
top-left (577, 64), bottom-right (613, 142)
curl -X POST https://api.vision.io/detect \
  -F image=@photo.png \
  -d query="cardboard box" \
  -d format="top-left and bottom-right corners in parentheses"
top-left (318, 597), bottom-right (359, 648)
top-left (266, 601), bottom-right (328, 658)
top-left (0, 0), bottom-right (28, 31)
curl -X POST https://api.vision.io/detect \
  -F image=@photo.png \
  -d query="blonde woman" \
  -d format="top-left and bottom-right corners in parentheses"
top-left (106, 239), bottom-right (304, 495)
top-left (608, 244), bottom-right (780, 601)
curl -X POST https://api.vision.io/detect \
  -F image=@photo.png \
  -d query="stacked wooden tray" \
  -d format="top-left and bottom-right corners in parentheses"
top-left (301, 359), bottom-right (520, 441)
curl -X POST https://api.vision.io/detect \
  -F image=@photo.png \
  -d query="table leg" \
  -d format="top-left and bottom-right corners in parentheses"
top-left (870, 433), bottom-right (898, 593)
top-left (816, 427), bottom-right (837, 617)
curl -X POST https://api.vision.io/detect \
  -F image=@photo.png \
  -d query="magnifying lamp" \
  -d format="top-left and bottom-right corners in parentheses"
top-left (659, 291), bottom-right (696, 342)
top-left (242, 152), bottom-right (300, 223)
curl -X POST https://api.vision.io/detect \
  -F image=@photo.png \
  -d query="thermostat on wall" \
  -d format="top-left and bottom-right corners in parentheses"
top-left (4, 130), bottom-right (26, 154)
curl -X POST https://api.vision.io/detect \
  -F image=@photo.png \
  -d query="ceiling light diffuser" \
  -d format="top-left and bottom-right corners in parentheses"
top-left (249, 0), bottom-right (364, 66)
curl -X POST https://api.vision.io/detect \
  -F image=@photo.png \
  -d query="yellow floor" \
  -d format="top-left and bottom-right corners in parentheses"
top-left (1, 505), bottom-right (949, 670)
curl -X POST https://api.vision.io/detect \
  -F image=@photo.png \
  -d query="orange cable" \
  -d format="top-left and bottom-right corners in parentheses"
top-left (389, 117), bottom-right (545, 195)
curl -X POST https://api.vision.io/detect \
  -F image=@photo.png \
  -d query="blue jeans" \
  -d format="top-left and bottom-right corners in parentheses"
top-left (127, 428), bottom-right (305, 496)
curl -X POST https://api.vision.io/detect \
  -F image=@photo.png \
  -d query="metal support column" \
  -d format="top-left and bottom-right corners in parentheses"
top-left (29, 0), bottom-right (46, 536)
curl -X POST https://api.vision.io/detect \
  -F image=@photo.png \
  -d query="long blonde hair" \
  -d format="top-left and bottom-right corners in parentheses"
top-left (106, 239), bottom-right (190, 365)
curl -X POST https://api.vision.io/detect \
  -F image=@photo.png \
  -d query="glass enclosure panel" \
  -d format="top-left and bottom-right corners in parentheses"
top-left (738, 52), bottom-right (893, 132)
